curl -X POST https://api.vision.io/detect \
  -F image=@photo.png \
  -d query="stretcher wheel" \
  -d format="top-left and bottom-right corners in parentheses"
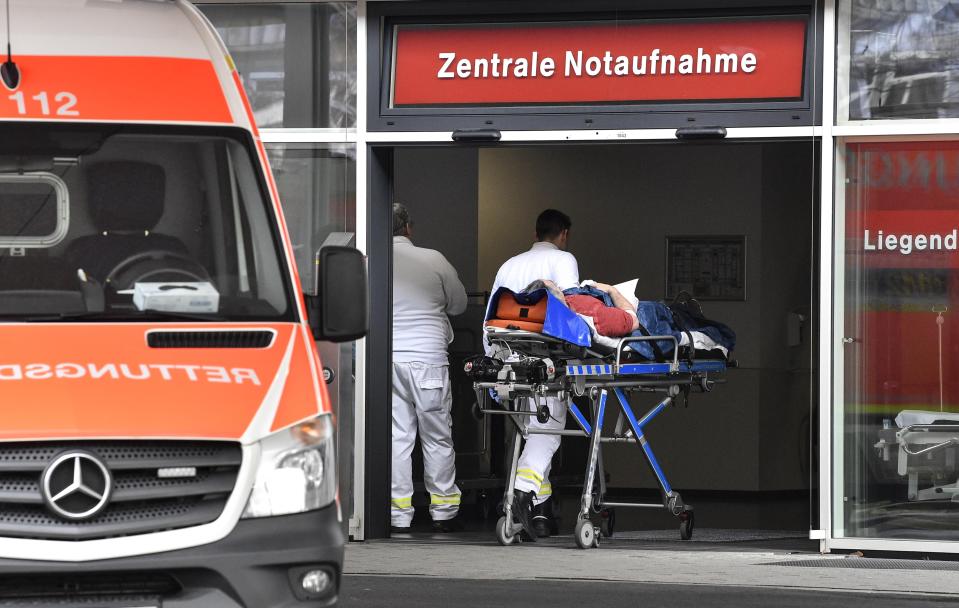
top-left (471, 401), bottom-right (484, 420)
top-left (496, 515), bottom-right (517, 546)
top-left (574, 518), bottom-right (598, 549)
top-left (536, 404), bottom-right (550, 424)
top-left (600, 509), bottom-right (616, 538)
top-left (679, 510), bottom-right (695, 541)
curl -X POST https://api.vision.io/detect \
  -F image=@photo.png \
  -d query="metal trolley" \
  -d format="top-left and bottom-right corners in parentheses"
top-left (471, 332), bottom-right (727, 549)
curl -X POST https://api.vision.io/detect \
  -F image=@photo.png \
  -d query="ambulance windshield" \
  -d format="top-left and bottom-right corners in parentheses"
top-left (0, 124), bottom-right (295, 321)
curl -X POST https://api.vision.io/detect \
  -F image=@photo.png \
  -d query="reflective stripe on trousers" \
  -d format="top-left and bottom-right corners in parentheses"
top-left (391, 361), bottom-right (461, 527)
top-left (430, 493), bottom-right (462, 506)
top-left (515, 395), bottom-right (566, 506)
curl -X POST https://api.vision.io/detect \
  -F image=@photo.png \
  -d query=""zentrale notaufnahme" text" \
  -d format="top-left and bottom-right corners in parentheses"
top-left (437, 48), bottom-right (758, 80)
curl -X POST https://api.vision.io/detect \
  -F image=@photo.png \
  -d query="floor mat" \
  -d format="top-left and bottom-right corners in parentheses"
top-left (607, 528), bottom-right (808, 542)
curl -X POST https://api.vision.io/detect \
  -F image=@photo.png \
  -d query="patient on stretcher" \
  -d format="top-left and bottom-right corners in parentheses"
top-left (523, 279), bottom-right (638, 338)
top-left (518, 279), bottom-right (734, 359)
top-left (484, 278), bottom-right (736, 363)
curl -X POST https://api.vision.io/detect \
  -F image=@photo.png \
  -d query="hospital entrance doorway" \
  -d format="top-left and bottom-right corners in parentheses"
top-left (368, 139), bottom-right (818, 544)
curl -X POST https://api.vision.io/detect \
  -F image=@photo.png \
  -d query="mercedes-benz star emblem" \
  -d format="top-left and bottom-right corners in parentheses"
top-left (41, 451), bottom-right (112, 520)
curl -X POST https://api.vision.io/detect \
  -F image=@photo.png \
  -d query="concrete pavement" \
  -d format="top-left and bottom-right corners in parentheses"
top-left (344, 530), bottom-right (959, 597)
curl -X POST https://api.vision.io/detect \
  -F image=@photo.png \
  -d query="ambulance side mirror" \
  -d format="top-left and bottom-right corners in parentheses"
top-left (307, 245), bottom-right (368, 343)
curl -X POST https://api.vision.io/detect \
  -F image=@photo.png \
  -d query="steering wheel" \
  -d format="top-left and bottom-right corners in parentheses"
top-left (105, 250), bottom-right (210, 290)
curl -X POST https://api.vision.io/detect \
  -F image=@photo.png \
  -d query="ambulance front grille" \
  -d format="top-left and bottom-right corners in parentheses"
top-left (0, 441), bottom-right (242, 541)
top-left (147, 330), bottom-right (275, 349)
top-left (0, 572), bottom-right (181, 602)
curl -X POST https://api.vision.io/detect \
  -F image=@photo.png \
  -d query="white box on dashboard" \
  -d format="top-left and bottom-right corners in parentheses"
top-left (133, 282), bottom-right (220, 314)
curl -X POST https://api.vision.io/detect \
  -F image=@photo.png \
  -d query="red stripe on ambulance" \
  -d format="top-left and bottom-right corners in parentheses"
top-left (0, 56), bottom-right (232, 123)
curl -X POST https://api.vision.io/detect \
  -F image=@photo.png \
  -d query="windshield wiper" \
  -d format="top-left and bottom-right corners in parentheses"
top-left (16, 309), bottom-right (227, 323)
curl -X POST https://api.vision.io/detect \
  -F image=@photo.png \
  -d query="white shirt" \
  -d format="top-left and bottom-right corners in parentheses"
top-left (486, 241), bottom-right (579, 351)
top-left (490, 241), bottom-right (580, 295)
top-left (392, 236), bottom-right (468, 364)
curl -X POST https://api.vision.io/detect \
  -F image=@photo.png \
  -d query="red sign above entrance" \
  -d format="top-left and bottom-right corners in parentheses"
top-left (390, 18), bottom-right (808, 107)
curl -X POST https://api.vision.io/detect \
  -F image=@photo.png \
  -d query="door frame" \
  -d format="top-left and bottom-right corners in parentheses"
top-left (360, 133), bottom-right (824, 540)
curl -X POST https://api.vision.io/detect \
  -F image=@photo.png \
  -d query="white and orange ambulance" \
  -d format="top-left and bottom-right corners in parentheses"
top-left (0, 1), bottom-right (366, 606)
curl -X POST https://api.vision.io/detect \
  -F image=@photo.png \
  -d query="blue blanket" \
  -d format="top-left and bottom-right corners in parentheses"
top-left (564, 288), bottom-right (736, 359)
top-left (628, 300), bottom-right (735, 359)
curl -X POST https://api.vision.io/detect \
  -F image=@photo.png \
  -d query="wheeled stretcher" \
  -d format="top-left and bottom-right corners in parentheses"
top-left (876, 410), bottom-right (959, 503)
top-left (467, 288), bottom-right (730, 549)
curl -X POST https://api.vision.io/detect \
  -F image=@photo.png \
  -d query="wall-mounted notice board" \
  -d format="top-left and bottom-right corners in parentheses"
top-left (665, 235), bottom-right (746, 301)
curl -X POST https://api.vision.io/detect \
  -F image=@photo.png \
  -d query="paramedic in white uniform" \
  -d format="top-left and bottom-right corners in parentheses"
top-left (391, 203), bottom-right (468, 533)
top-left (488, 209), bottom-right (578, 540)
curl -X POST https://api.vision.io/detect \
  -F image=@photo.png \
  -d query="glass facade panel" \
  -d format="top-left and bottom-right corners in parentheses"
top-left (844, 1), bottom-right (959, 121)
top-left (841, 140), bottom-right (959, 540)
top-left (200, 3), bottom-right (356, 128)
top-left (265, 143), bottom-right (357, 535)
top-left (264, 143), bottom-right (356, 294)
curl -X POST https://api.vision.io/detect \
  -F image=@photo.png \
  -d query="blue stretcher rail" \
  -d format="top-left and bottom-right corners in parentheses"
top-left (567, 359), bottom-right (727, 377)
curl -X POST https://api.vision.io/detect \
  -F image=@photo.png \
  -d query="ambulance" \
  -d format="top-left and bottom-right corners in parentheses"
top-left (0, 1), bottom-right (366, 606)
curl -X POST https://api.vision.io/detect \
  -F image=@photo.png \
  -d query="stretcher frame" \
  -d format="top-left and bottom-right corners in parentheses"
top-left (877, 422), bottom-right (959, 503)
top-left (474, 332), bottom-right (726, 549)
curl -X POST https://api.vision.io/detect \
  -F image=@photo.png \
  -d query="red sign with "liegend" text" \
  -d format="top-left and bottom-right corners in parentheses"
top-left (390, 18), bottom-right (807, 107)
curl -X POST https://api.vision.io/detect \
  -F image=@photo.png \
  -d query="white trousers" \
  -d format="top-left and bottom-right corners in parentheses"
top-left (515, 395), bottom-right (566, 506)
top-left (391, 361), bottom-right (461, 527)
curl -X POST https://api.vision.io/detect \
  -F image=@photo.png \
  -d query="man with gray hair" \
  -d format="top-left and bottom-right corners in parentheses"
top-left (391, 203), bottom-right (468, 533)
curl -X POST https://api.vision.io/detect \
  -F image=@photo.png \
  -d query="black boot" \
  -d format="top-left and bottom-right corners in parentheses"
top-left (511, 490), bottom-right (537, 542)
top-left (532, 515), bottom-right (550, 538)
top-left (531, 499), bottom-right (551, 538)
top-left (431, 517), bottom-right (464, 533)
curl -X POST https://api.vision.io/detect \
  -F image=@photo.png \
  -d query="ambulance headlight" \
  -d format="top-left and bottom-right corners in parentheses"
top-left (242, 415), bottom-right (336, 518)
